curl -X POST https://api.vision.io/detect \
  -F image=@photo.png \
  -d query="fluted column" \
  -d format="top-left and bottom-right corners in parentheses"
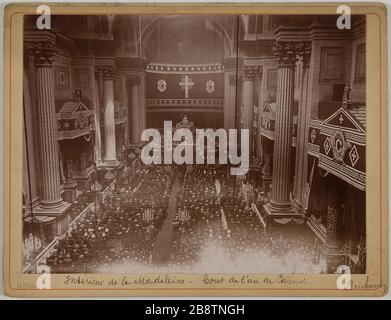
top-left (265, 42), bottom-right (297, 216)
top-left (255, 67), bottom-right (263, 160)
top-left (93, 67), bottom-right (103, 165)
top-left (129, 76), bottom-right (141, 147)
top-left (26, 40), bottom-right (68, 212)
top-left (121, 75), bottom-right (129, 146)
top-left (292, 42), bottom-right (312, 213)
top-left (242, 66), bottom-right (256, 155)
top-left (102, 66), bottom-right (118, 167)
top-left (140, 73), bottom-right (147, 134)
top-left (23, 66), bottom-right (40, 208)
top-left (224, 73), bottom-right (237, 130)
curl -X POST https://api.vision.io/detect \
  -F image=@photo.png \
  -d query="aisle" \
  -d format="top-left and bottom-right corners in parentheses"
top-left (152, 170), bottom-right (183, 263)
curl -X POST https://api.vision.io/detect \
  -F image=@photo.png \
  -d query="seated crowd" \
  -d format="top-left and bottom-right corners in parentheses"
top-left (43, 159), bottom-right (320, 273)
top-left (45, 161), bottom-right (175, 273)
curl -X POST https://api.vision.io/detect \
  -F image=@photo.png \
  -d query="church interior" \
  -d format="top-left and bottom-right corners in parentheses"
top-left (22, 14), bottom-right (366, 274)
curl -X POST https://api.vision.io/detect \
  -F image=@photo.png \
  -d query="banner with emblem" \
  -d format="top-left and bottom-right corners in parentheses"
top-left (146, 63), bottom-right (223, 107)
top-left (318, 107), bottom-right (366, 191)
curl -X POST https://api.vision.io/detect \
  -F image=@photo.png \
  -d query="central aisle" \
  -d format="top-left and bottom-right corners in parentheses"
top-left (152, 169), bottom-right (183, 263)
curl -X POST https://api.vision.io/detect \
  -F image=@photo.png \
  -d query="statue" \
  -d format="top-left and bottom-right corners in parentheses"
top-left (342, 84), bottom-right (352, 109)
top-left (175, 115), bottom-right (194, 131)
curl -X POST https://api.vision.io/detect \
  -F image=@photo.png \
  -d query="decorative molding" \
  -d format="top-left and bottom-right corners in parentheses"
top-left (26, 41), bottom-right (56, 67)
top-left (101, 66), bottom-right (114, 80)
top-left (307, 143), bottom-right (320, 158)
top-left (146, 63), bottom-right (224, 74)
top-left (273, 41), bottom-right (297, 68)
top-left (320, 125), bottom-right (366, 146)
top-left (243, 65), bottom-right (262, 80)
top-left (310, 118), bottom-right (322, 129)
top-left (318, 154), bottom-right (365, 191)
top-left (295, 41), bottom-right (312, 66)
top-left (307, 215), bottom-right (327, 244)
top-left (146, 99), bottom-right (223, 107)
top-left (129, 76), bottom-right (141, 86)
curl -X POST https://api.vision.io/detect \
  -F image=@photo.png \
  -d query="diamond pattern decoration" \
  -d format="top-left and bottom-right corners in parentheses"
top-left (349, 144), bottom-right (359, 167)
top-left (310, 129), bottom-right (316, 143)
top-left (324, 137), bottom-right (331, 156)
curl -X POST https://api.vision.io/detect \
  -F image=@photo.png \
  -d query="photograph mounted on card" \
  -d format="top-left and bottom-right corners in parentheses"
top-left (2, 2), bottom-right (388, 297)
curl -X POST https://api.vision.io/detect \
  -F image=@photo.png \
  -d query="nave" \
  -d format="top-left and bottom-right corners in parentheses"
top-left (44, 162), bottom-right (323, 274)
top-left (22, 14), bottom-right (366, 274)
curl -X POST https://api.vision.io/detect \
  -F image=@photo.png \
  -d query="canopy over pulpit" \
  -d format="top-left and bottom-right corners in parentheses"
top-left (57, 101), bottom-right (95, 202)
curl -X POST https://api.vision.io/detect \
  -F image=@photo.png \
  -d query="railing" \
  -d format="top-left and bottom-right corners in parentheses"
top-left (22, 180), bottom-right (116, 273)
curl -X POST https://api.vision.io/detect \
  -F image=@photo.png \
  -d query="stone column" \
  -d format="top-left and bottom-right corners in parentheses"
top-left (121, 75), bottom-right (130, 146)
top-left (224, 72), bottom-right (237, 130)
top-left (140, 73), bottom-right (147, 134)
top-left (242, 66), bottom-right (256, 156)
top-left (255, 67), bottom-right (263, 160)
top-left (26, 40), bottom-right (69, 213)
top-left (265, 42), bottom-right (297, 217)
top-left (292, 42), bottom-right (312, 213)
top-left (261, 140), bottom-right (273, 191)
top-left (129, 76), bottom-right (141, 147)
top-left (23, 66), bottom-right (40, 208)
top-left (102, 66), bottom-right (118, 167)
top-left (93, 67), bottom-right (103, 165)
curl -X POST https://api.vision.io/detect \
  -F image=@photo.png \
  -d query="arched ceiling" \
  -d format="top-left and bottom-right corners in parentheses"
top-left (112, 15), bottom-right (240, 62)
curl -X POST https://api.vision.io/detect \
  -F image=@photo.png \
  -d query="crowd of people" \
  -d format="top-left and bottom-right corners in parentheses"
top-left (41, 159), bottom-right (322, 273)
top-left (170, 165), bottom-right (224, 265)
top-left (45, 160), bottom-right (175, 273)
top-left (167, 164), bottom-right (272, 269)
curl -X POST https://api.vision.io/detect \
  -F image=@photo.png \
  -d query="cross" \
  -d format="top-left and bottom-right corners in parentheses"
top-left (179, 75), bottom-right (194, 98)
top-left (339, 114), bottom-right (344, 124)
top-left (351, 149), bottom-right (357, 161)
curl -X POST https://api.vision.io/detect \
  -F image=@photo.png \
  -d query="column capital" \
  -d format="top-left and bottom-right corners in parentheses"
top-left (257, 65), bottom-right (263, 80)
top-left (25, 41), bottom-right (56, 67)
top-left (94, 66), bottom-right (103, 78)
top-left (100, 66), bottom-right (115, 80)
top-left (229, 74), bottom-right (237, 86)
top-left (243, 66), bottom-right (258, 80)
top-left (295, 41), bottom-right (312, 67)
top-left (129, 75), bottom-right (141, 86)
top-left (273, 41), bottom-right (297, 68)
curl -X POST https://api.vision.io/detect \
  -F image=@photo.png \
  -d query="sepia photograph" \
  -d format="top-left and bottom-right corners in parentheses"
top-left (20, 12), bottom-right (368, 277)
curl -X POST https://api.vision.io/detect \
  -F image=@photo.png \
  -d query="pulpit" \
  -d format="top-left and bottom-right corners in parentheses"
top-left (57, 100), bottom-right (94, 201)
